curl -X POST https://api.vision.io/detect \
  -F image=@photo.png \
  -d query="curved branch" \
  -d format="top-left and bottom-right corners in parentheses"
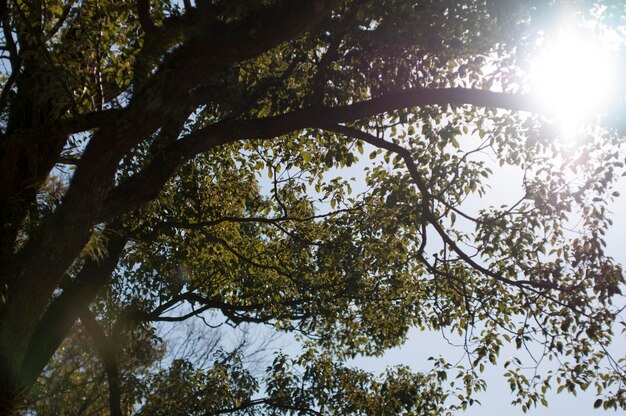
top-left (135, 207), bottom-right (360, 242)
top-left (136, 0), bottom-right (339, 106)
top-left (319, 124), bottom-right (587, 317)
top-left (1, 3), bottom-right (340, 368)
top-left (208, 397), bottom-right (323, 416)
top-left (100, 88), bottom-right (534, 221)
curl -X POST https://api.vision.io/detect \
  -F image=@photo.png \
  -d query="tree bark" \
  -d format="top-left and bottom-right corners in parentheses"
top-left (20, 231), bottom-right (127, 389)
top-left (0, 0), bottom-right (339, 403)
top-left (80, 310), bottom-right (123, 416)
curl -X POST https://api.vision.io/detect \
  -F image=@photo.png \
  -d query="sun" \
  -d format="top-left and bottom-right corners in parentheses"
top-left (530, 25), bottom-right (618, 139)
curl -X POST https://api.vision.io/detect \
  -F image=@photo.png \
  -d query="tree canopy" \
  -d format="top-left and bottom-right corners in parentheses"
top-left (0, 0), bottom-right (625, 414)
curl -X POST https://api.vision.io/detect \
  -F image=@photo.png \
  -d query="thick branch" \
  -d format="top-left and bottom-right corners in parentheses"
top-left (1, 1), bottom-right (338, 375)
top-left (135, 0), bottom-right (339, 112)
top-left (0, 108), bottom-right (123, 206)
top-left (20, 231), bottom-right (127, 388)
top-left (1, 2), bottom-right (18, 70)
top-left (100, 88), bottom-right (533, 221)
top-left (79, 309), bottom-right (122, 416)
top-left (136, 0), bottom-right (155, 35)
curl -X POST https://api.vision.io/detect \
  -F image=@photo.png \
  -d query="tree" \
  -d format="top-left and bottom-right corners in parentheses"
top-left (0, 0), bottom-right (624, 414)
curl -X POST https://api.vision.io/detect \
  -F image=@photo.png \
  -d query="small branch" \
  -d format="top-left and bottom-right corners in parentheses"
top-left (309, 5), bottom-right (359, 105)
top-left (46, 2), bottom-right (73, 39)
top-left (208, 397), bottom-right (323, 416)
top-left (131, 292), bottom-right (262, 322)
top-left (1, 2), bottom-right (18, 69)
top-left (131, 205), bottom-right (359, 244)
top-left (57, 156), bottom-right (80, 165)
top-left (157, 208), bottom-right (357, 229)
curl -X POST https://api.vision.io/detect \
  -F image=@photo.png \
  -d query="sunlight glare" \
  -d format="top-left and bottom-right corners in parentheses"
top-left (530, 26), bottom-right (617, 139)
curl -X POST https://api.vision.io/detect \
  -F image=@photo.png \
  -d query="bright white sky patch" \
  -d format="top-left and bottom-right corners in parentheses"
top-left (530, 25), bottom-right (619, 139)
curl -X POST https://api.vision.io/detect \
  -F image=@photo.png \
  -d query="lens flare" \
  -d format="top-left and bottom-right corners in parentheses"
top-left (530, 26), bottom-right (617, 139)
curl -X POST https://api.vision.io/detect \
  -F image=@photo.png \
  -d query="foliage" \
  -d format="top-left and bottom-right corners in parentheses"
top-left (0, 0), bottom-right (624, 415)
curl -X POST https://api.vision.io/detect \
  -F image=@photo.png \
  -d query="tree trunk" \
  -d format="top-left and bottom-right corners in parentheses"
top-left (0, 370), bottom-right (19, 416)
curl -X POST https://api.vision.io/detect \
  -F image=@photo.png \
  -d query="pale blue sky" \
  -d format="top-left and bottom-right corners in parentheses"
top-left (331, 147), bottom-right (626, 415)
top-left (158, 3), bottom-right (626, 407)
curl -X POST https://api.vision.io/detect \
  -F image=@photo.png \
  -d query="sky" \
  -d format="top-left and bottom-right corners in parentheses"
top-left (224, 122), bottom-right (623, 415)
top-left (163, 122), bottom-right (626, 414)
top-left (338, 20), bottom-right (626, 414)
top-left (345, 159), bottom-right (626, 415)
top-left (158, 6), bottom-right (626, 413)
top-left (252, 126), bottom-right (625, 415)
top-left (257, 46), bottom-right (626, 407)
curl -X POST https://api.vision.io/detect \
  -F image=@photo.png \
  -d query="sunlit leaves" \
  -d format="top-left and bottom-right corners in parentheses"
top-left (14, 0), bottom-right (625, 414)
